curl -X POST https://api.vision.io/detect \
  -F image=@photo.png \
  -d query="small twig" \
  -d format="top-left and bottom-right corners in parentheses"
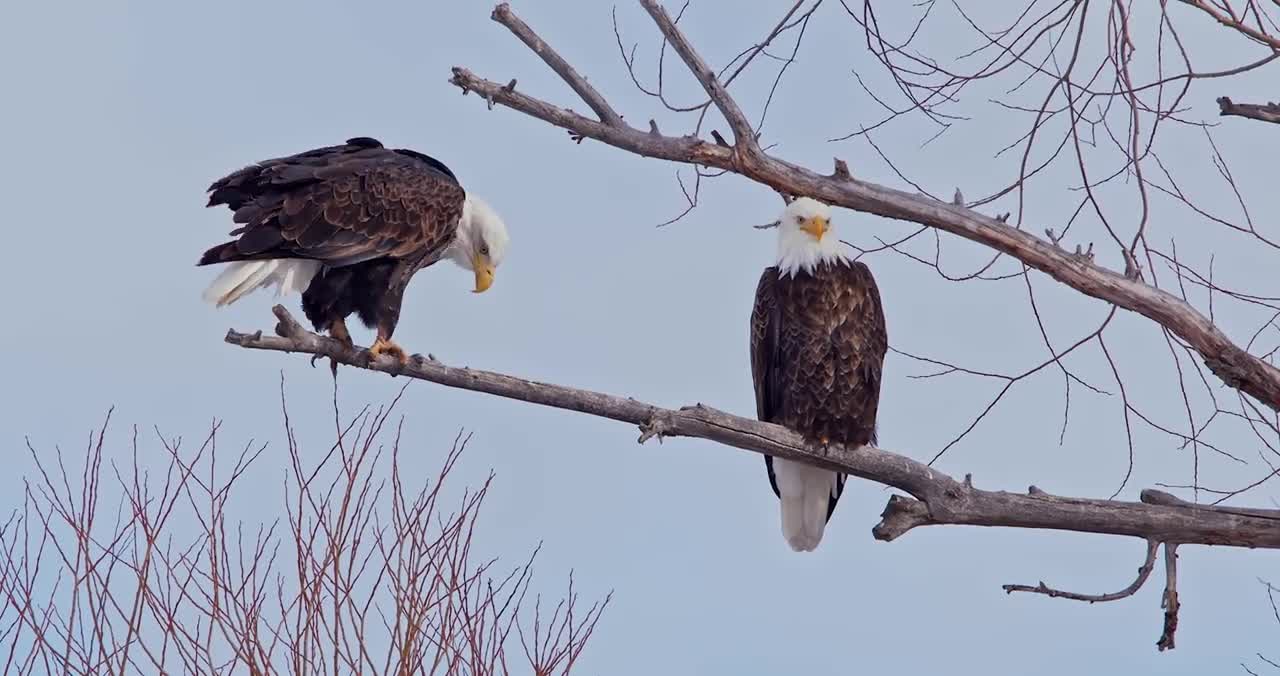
top-left (1003, 539), bottom-right (1159, 602)
top-left (1045, 227), bottom-right (1064, 248)
top-left (1124, 248), bottom-right (1144, 281)
top-left (832, 157), bottom-right (851, 180)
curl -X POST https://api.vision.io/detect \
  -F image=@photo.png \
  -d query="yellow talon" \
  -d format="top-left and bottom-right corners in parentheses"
top-left (369, 337), bottom-right (408, 365)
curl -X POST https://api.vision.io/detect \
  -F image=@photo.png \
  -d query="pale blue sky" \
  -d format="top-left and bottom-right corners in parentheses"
top-left (1, 0), bottom-right (1277, 673)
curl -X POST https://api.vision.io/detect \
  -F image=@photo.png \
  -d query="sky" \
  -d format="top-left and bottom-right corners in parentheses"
top-left (1, 0), bottom-right (1277, 673)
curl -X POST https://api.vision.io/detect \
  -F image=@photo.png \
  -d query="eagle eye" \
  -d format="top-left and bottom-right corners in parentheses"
top-left (794, 216), bottom-right (805, 224)
top-left (479, 243), bottom-right (490, 256)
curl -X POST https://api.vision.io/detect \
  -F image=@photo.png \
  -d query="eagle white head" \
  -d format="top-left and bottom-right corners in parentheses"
top-left (775, 197), bottom-right (846, 277)
top-left (449, 195), bottom-right (511, 293)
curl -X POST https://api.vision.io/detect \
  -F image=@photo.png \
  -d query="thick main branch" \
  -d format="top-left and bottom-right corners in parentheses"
top-left (447, 2), bottom-right (1280, 412)
top-left (227, 306), bottom-right (1280, 550)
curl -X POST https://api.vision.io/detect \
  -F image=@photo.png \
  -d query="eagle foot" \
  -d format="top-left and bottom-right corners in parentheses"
top-left (369, 337), bottom-right (409, 366)
top-left (803, 436), bottom-right (833, 457)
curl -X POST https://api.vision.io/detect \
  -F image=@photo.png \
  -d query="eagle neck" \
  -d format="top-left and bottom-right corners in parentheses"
top-left (775, 230), bottom-right (848, 279)
top-left (447, 196), bottom-right (477, 269)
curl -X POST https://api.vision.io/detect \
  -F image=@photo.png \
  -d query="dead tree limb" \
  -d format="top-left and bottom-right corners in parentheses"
top-left (1003, 539), bottom-right (1161, 603)
top-left (1217, 96), bottom-right (1280, 125)
top-left (446, 2), bottom-right (1280, 412)
top-left (1003, 539), bottom-right (1185, 650)
top-left (228, 305), bottom-right (1279, 648)
top-left (226, 305), bottom-right (1280, 552)
top-left (1159, 544), bottom-right (1182, 651)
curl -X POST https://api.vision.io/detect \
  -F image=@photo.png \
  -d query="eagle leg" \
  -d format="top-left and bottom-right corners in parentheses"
top-left (328, 319), bottom-right (355, 349)
top-left (368, 336), bottom-right (409, 366)
top-left (325, 319), bottom-right (355, 377)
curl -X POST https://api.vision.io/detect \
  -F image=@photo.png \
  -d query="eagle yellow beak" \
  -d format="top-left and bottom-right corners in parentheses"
top-left (472, 254), bottom-right (495, 293)
top-left (800, 215), bottom-right (829, 241)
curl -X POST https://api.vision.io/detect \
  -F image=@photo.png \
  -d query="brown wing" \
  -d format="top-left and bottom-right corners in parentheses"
top-left (829, 260), bottom-right (888, 446)
top-left (749, 267), bottom-right (783, 424)
top-left (751, 267), bottom-right (790, 501)
top-left (199, 137), bottom-right (464, 268)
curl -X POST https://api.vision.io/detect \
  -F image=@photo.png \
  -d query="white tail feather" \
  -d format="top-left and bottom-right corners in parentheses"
top-left (202, 259), bottom-right (322, 307)
top-left (773, 458), bottom-right (837, 552)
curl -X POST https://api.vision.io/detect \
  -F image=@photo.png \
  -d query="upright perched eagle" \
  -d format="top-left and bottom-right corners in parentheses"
top-left (749, 197), bottom-right (888, 552)
top-left (197, 137), bottom-right (509, 363)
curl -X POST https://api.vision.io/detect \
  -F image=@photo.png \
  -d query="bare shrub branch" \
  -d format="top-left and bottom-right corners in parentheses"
top-left (3, 383), bottom-right (608, 674)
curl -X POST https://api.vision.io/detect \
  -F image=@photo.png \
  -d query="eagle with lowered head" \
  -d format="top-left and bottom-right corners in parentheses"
top-left (750, 197), bottom-right (888, 552)
top-left (198, 137), bottom-right (509, 364)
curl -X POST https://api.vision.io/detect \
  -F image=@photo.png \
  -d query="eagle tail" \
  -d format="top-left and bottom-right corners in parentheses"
top-left (201, 259), bottom-right (322, 307)
top-left (774, 458), bottom-right (836, 552)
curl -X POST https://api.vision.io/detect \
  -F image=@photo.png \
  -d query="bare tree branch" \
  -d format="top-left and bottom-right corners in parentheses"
top-left (446, 3), bottom-right (1280, 412)
top-left (225, 306), bottom-right (1280, 553)
top-left (1218, 96), bottom-right (1280, 125)
top-left (1003, 539), bottom-right (1160, 603)
top-left (637, 0), bottom-right (761, 153)
top-left (1159, 544), bottom-right (1182, 651)
top-left (490, 3), bottom-right (623, 127)
top-left (1002, 538), bottom-right (1189, 649)
top-left (1174, 0), bottom-right (1280, 50)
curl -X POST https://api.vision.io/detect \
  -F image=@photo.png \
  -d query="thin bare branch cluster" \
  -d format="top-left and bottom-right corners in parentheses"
top-left (434, 0), bottom-right (1280, 650)
top-left (447, 3), bottom-right (1280, 499)
top-left (1, 386), bottom-right (607, 674)
top-left (1242, 579), bottom-right (1280, 673)
top-left (824, 0), bottom-right (1280, 501)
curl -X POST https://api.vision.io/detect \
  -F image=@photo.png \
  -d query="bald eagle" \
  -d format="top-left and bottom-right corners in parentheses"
top-left (749, 197), bottom-right (888, 552)
top-left (198, 137), bottom-right (509, 363)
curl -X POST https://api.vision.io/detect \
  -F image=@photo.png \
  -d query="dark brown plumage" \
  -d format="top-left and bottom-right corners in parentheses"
top-left (750, 260), bottom-right (888, 524)
top-left (198, 137), bottom-right (467, 363)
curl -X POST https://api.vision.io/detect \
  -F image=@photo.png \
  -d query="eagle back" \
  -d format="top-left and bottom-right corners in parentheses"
top-left (204, 137), bottom-right (465, 269)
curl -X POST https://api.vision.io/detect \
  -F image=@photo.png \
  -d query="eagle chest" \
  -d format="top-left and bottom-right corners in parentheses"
top-left (775, 269), bottom-right (876, 424)
top-left (762, 263), bottom-right (885, 448)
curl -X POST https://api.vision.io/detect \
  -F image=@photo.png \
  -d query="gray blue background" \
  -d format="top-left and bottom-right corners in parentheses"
top-left (1, 1), bottom-right (1276, 673)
